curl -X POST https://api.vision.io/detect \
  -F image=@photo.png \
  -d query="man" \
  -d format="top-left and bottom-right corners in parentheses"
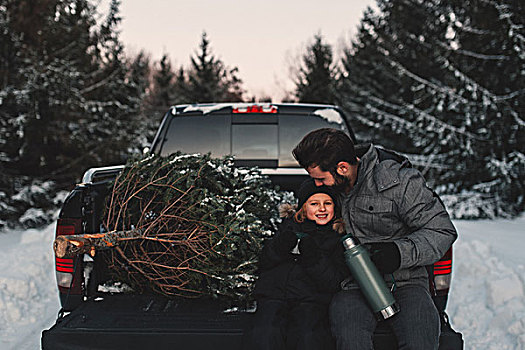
top-left (292, 128), bottom-right (457, 350)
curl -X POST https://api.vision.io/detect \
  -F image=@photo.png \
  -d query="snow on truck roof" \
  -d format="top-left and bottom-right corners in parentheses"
top-left (171, 103), bottom-right (344, 125)
top-left (312, 108), bottom-right (344, 124)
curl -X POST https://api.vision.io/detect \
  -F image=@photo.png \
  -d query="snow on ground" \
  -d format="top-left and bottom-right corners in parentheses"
top-left (448, 217), bottom-right (525, 350)
top-left (0, 216), bottom-right (523, 349)
top-left (0, 224), bottom-right (59, 350)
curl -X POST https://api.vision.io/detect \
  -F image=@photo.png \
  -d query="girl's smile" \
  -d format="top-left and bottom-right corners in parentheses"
top-left (305, 193), bottom-right (335, 225)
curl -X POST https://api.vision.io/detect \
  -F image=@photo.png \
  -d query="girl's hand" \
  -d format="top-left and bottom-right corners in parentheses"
top-left (274, 226), bottom-right (298, 253)
top-left (298, 236), bottom-right (321, 266)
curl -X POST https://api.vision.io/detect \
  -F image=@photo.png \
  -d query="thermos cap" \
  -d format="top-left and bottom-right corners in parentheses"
top-left (342, 235), bottom-right (357, 250)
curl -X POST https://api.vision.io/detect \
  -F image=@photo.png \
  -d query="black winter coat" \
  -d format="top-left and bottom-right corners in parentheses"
top-left (254, 218), bottom-right (349, 305)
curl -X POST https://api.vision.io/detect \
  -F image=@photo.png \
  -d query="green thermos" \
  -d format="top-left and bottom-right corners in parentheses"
top-left (342, 235), bottom-right (400, 320)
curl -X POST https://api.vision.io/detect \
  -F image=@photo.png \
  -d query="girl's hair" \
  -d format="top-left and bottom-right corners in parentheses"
top-left (293, 205), bottom-right (346, 235)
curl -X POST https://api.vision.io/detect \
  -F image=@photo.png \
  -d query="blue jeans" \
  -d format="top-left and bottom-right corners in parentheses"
top-left (329, 284), bottom-right (440, 350)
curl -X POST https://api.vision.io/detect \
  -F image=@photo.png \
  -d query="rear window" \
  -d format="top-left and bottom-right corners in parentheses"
top-left (159, 108), bottom-right (348, 167)
top-left (232, 124), bottom-right (278, 159)
top-left (278, 113), bottom-right (347, 167)
top-left (160, 115), bottom-right (231, 158)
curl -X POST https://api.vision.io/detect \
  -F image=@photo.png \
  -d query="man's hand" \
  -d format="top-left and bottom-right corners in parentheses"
top-left (367, 242), bottom-right (401, 274)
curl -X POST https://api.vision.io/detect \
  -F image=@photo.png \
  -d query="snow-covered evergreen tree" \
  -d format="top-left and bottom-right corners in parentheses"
top-left (128, 51), bottom-right (151, 101)
top-left (173, 66), bottom-right (189, 103)
top-left (338, 0), bottom-right (524, 218)
top-left (0, 0), bottom-right (100, 228)
top-left (127, 50), bottom-right (153, 151)
top-left (79, 0), bottom-right (146, 165)
top-left (294, 33), bottom-right (337, 104)
top-left (0, 0), bottom-right (151, 228)
top-left (185, 32), bottom-right (245, 103)
top-left (148, 54), bottom-right (177, 113)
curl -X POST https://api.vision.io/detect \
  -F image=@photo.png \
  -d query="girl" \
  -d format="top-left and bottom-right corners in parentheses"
top-left (245, 179), bottom-right (349, 350)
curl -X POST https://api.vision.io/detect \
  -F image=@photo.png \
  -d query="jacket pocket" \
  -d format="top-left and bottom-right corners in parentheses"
top-left (353, 196), bottom-right (396, 238)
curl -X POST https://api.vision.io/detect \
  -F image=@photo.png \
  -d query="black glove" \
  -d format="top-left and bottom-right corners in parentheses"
top-left (367, 242), bottom-right (401, 274)
top-left (298, 236), bottom-right (321, 266)
top-left (273, 226), bottom-right (298, 255)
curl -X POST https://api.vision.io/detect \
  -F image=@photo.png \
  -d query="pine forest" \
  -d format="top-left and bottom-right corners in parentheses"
top-left (1, 0), bottom-right (523, 231)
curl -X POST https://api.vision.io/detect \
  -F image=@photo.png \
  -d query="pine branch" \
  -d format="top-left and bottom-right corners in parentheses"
top-left (433, 38), bottom-right (510, 61)
top-left (436, 56), bottom-right (525, 127)
top-left (364, 93), bottom-right (486, 141)
top-left (80, 68), bottom-right (120, 94)
top-left (382, 54), bottom-right (477, 108)
top-left (483, 0), bottom-right (525, 45)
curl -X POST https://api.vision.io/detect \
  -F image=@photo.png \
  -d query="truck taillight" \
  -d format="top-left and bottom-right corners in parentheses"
top-left (55, 218), bottom-right (82, 292)
top-left (432, 247), bottom-right (453, 296)
top-left (232, 104), bottom-right (278, 114)
top-left (56, 218), bottom-right (80, 236)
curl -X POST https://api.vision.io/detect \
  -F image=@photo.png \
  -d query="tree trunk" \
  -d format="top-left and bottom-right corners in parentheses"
top-left (54, 230), bottom-right (141, 258)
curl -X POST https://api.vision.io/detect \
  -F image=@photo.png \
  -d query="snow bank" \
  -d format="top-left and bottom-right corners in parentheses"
top-left (0, 223), bottom-right (60, 350)
top-left (448, 216), bottom-right (525, 350)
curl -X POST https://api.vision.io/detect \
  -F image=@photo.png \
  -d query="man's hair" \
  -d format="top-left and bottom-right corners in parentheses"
top-left (292, 128), bottom-right (357, 172)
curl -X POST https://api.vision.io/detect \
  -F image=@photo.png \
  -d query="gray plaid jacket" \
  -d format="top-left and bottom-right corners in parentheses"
top-left (340, 144), bottom-right (457, 289)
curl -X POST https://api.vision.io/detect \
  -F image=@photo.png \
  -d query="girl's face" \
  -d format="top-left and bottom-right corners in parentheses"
top-left (304, 193), bottom-right (335, 225)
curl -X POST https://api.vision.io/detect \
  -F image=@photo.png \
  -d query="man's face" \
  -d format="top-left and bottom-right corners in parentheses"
top-left (307, 164), bottom-right (354, 192)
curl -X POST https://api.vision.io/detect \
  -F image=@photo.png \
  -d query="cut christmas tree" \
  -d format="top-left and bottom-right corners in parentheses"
top-left (55, 153), bottom-right (290, 301)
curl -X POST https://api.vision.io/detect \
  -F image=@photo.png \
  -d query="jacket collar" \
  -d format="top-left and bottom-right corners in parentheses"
top-left (353, 143), bottom-right (376, 191)
top-left (354, 143), bottom-right (400, 193)
top-left (300, 219), bottom-right (334, 234)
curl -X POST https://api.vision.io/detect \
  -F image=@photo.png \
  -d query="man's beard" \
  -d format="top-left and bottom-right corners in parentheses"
top-left (331, 171), bottom-right (351, 193)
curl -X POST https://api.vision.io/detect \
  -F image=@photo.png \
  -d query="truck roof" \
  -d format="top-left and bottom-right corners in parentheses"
top-left (171, 102), bottom-right (342, 115)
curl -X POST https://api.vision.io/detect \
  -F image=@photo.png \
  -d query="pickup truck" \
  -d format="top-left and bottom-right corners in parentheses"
top-left (41, 103), bottom-right (462, 349)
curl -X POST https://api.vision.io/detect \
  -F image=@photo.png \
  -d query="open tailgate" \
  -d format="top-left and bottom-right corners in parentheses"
top-left (41, 294), bottom-right (250, 350)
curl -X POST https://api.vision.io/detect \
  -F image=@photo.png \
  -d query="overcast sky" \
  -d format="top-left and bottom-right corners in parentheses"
top-left (104, 0), bottom-right (376, 101)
